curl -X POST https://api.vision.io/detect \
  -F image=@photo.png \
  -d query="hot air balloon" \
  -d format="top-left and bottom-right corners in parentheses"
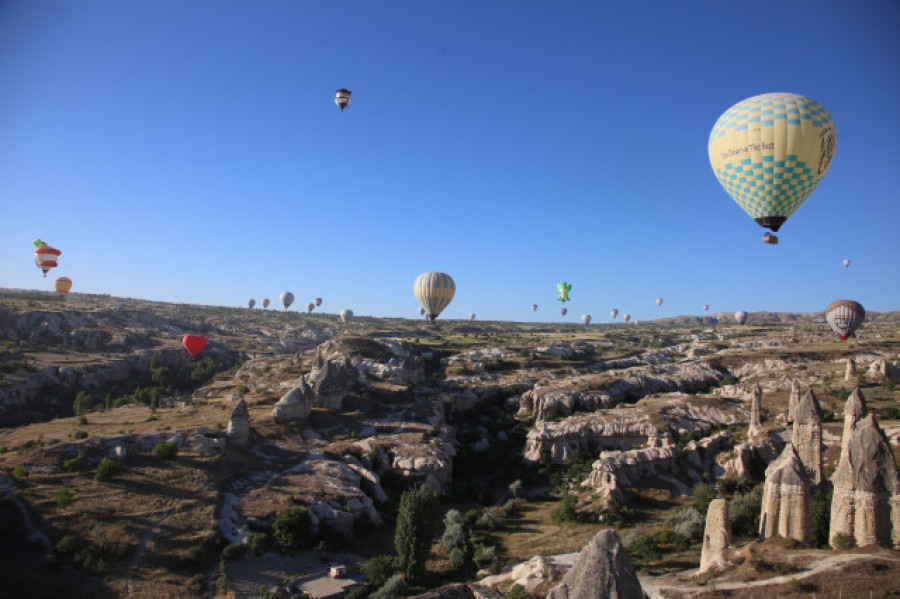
top-left (33, 239), bottom-right (61, 277)
top-left (306, 302), bottom-right (315, 313)
top-left (182, 335), bottom-right (207, 358)
top-left (262, 298), bottom-right (270, 309)
top-left (280, 292), bottom-right (294, 310)
top-left (335, 89), bottom-right (351, 111)
top-left (623, 314), bottom-right (631, 323)
top-left (418, 307), bottom-right (426, 317)
top-left (53, 277), bottom-right (72, 299)
top-left (734, 310), bottom-right (748, 326)
top-left (610, 309), bottom-right (619, 319)
top-left (315, 298), bottom-right (323, 307)
top-left (556, 282), bottom-right (572, 303)
top-left (560, 307), bottom-right (568, 316)
top-left (826, 300), bottom-right (865, 341)
top-left (703, 304), bottom-right (709, 312)
top-left (340, 309), bottom-right (353, 323)
top-left (655, 297), bottom-right (663, 307)
top-left (469, 312), bottom-right (476, 320)
top-left (843, 259), bottom-right (850, 268)
top-left (414, 271), bottom-right (455, 322)
top-left (531, 304), bottom-right (538, 312)
top-left (581, 314), bottom-right (592, 325)
top-left (248, 299), bottom-right (256, 309)
top-left (709, 93), bottom-right (837, 245)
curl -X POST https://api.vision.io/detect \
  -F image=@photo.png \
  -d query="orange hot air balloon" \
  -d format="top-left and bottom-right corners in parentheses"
top-left (182, 335), bottom-right (207, 358)
top-left (262, 298), bottom-right (271, 309)
top-left (53, 277), bottom-right (72, 299)
top-left (33, 239), bottom-right (61, 277)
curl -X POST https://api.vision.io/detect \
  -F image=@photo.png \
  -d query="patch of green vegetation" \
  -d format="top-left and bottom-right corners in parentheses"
top-left (94, 458), bottom-right (122, 482)
top-left (151, 441), bottom-right (179, 460)
top-left (0, 360), bottom-right (34, 374)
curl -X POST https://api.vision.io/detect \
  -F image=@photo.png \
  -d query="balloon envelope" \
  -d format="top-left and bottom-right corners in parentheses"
top-left (335, 88), bottom-right (351, 111)
top-left (182, 335), bottom-right (207, 358)
top-left (610, 309), bottom-right (619, 319)
top-left (306, 302), bottom-right (315, 313)
top-left (315, 298), bottom-right (323, 307)
top-left (623, 314), bottom-right (631, 322)
top-left (581, 314), bottom-right (591, 325)
top-left (469, 312), bottom-right (476, 320)
top-left (248, 299), bottom-right (256, 309)
top-left (703, 304), bottom-right (709, 311)
top-left (826, 300), bottom-right (865, 341)
top-left (414, 271), bottom-right (455, 321)
top-left (559, 307), bottom-right (568, 316)
top-left (53, 277), bottom-right (72, 298)
top-left (734, 310), bottom-right (748, 325)
top-left (280, 292), bottom-right (294, 310)
top-left (531, 304), bottom-right (538, 312)
top-left (556, 282), bottom-right (572, 303)
top-left (709, 93), bottom-right (836, 236)
top-left (843, 259), bottom-right (850, 267)
top-left (655, 298), bottom-right (663, 307)
top-left (262, 298), bottom-right (270, 308)
top-left (340, 309), bottom-right (353, 323)
top-left (34, 240), bottom-right (61, 277)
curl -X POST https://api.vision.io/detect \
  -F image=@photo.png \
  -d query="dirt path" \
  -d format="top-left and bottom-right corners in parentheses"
top-left (639, 553), bottom-right (900, 598)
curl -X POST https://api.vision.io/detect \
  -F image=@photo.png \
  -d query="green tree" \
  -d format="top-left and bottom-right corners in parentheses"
top-left (692, 481), bottom-right (717, 514)
top-left (94, 458), bottom-right (122, 482)
top-left (73, 391), bottom-right (92, 416)
top-left (809, 485), bottom-right (833, 548)
top-left (272, 506), bottom-right (311, 549)
top-left (364, 554), bottom-right (397, 588)
top-left (394, 484), bottom-right (440, 580)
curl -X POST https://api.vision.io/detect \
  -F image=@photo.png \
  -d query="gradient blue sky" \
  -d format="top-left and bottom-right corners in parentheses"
top-left (1, 1), bottom-right (898, 321)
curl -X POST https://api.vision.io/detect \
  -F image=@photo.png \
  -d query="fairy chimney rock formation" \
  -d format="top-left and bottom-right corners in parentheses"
top-left (759, 443), bottom-right (811, 544)
top-left (792, 390), bottom-right (824, 485)
top-left (546, 529), bottom-right (643, 599)
top-left (845, 357), bottom-right (857, 382)
top-left (225, 398), bottom-right (250, 448)
top-left (748, 383), bottom-right (763, 436)
top-left (700, 498), bottom-right (731, 574)
top-left (842, 388), bottom-right (868, 456)
top-left (787, 380), bottom-right (801, 423)
top-left (829, 413), bottom-right (900, 549)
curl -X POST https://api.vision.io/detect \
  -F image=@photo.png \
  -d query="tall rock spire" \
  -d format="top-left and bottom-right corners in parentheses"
top-left (792, 390), bottom-right (824, 485)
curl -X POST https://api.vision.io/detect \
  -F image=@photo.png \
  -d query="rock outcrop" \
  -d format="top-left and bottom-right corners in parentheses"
top-left (759, 444), bottom-right (810, 544)
top-left (546, 529), bottom-right (643, 599)
top-left (226, 398), bottom-right (250, 448)
top-left (749, 383), bottom-right (763, 434)
top-left (830, 413), bottom-right (900, 549)
top-left (307, 357), bottom-right (359, 411)
top-left (792, 390), bottom-right (823, 484)
top-left (787, 379), bottom-right (801, 423)
top-left (841, 388), bottom-right (868, 456)
top-left (700, 498), bottom-right (731, 573)
top-left (272, 384), bottom-right (312, 423)
top-left (718, 431), bottom-right (785, 481)
top-left (845, 357), bottom-right (856, 382)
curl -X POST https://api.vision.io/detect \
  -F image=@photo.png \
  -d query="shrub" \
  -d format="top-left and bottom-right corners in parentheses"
top-left (370, 574), bottom-right (406, 599)
top-left (73, 430), bottom-right (88, 440)
top-left (729, 484), bottom-right (762, 537)
top-left (473, 544), bottom-right (497, 569)
top-left (717, 477), bottom-right (740, 495)
top-left (151, 441), bottom-right (178, 460)
top-left (272, 506), bottom-right (311, 549)
top-left (12, 464), bottom-right (28, 479)
top-left (246, 532), bottom-right (271, 556)
top-left (441, 514), bottom-right (467, 552)
top-left (222, 542), bottom-right (248, 561)
top-left (672, 507), bottom-right (704, 541)
top-left (62, 452), bottom-right (85, 472)
top-left (692, 482), bottom-right (717, 514)
top-left (506, 585), bottom-right (529, 599)
top-left (449, 546), bottom-right (467, 570)
top-left (832, 532), bottom-right (854, 550)
top-left (809, 485), bottom-right (833, 548)
top-left (629, 529), bottom-right (689, 562)
top-left (552, 491), bottom-right (578, 523)
top-left (364, 554), bottom-right (396, 588)
top-left (73, 391), bottom-right (92, 417)
top-left (55, 487), bottom-right (74, 507)
top-left (94, 458), bottom-right (122, 482)
top-left (476, 509), bottom-right (504, 530)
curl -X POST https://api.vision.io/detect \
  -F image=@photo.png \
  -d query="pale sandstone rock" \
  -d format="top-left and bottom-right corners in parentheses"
top-left (700, 498), bottom-right (731, 573)
top-left (546, 529), bottom-right (642, 599)
top-left (787, 379), bottom-right (801, 423)
top-left (845, 357), bottom-right (857, 382)
top-left (759, 444), bottom-right (811, 544)
top-left (272, 383), bottom-right (311, 423)
top-left (792, 390), bottom-right (823, 484)
top-left (226, 398), bottom-right (250, 448)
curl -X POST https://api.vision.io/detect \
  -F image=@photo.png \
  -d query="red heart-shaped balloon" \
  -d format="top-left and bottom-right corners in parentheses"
top-left (182, 335), bottom-right (207, 358)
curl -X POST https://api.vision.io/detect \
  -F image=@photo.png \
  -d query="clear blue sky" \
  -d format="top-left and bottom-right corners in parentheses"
top-left (1, 1), bottom-right (898, 322)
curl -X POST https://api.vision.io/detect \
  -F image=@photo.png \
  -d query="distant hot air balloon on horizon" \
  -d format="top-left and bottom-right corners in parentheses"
top-left (182, 335), bottom-right (207, 359)
top-left (826, 300), bottom-right (865, 341)
top-left (709, 93), bottom-right (837, 245)
top-left (340, 309), bottom-right (353, 323)
top-left (703, 304), bottom-right (709, 312)
top-left (306, 302), bottom-right (315, 313)
top-left (33, 239), bottom-right (61, 277)
top-left (54, 277), bottom-right (72, 299)
top-left (734, 310), bottom-right (748, 326)
top-left (581, 314), bottom-right (592, 325)
top-left (623, 314), bottom-right (631, 323)
top-left (280, 292), bottom-right (294, 311)
top-left (560, 307), bottom-right (568, 316)
top-left (556, 282), bottom-right (572, 303)
top-left (315, 298), bottom-right (323, 307)
top-left (335, 89), bottom-right (351, 111)
top-left (248, 299), bottom-right (256, 309)
top-left (414, 271), bottom-right (455, 322)
top-left (262, 298), bottom-right (270, 309)
top-left (531, 304), bottom-right (538, 312)
top-left (610, 309), bottom-right (619, 319)
top-left (655, 297), bottom-right (663, 307)
top-left (469, 312), bottom-right (476, 320)
top-left (843, 259), bottom-right (850, 268)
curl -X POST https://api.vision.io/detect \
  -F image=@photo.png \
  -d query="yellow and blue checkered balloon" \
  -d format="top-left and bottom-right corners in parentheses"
top-left (709, 93), bottom-right (836, 234)
top-left (414, 271), bottom-right (455, 322)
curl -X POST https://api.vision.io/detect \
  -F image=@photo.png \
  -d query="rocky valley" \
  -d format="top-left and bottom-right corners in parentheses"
top-left (1, 288), bottom-right (899, 598)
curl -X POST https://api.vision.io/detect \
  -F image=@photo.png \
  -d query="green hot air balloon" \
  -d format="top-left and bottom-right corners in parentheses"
top-left (556, 282), bottom-right (572, 303)
top-left (709, 93), bottom-right (836, 244)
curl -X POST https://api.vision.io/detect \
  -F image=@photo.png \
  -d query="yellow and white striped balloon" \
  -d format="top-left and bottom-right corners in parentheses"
top-left (414, 271), bottom-right (455, 322)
